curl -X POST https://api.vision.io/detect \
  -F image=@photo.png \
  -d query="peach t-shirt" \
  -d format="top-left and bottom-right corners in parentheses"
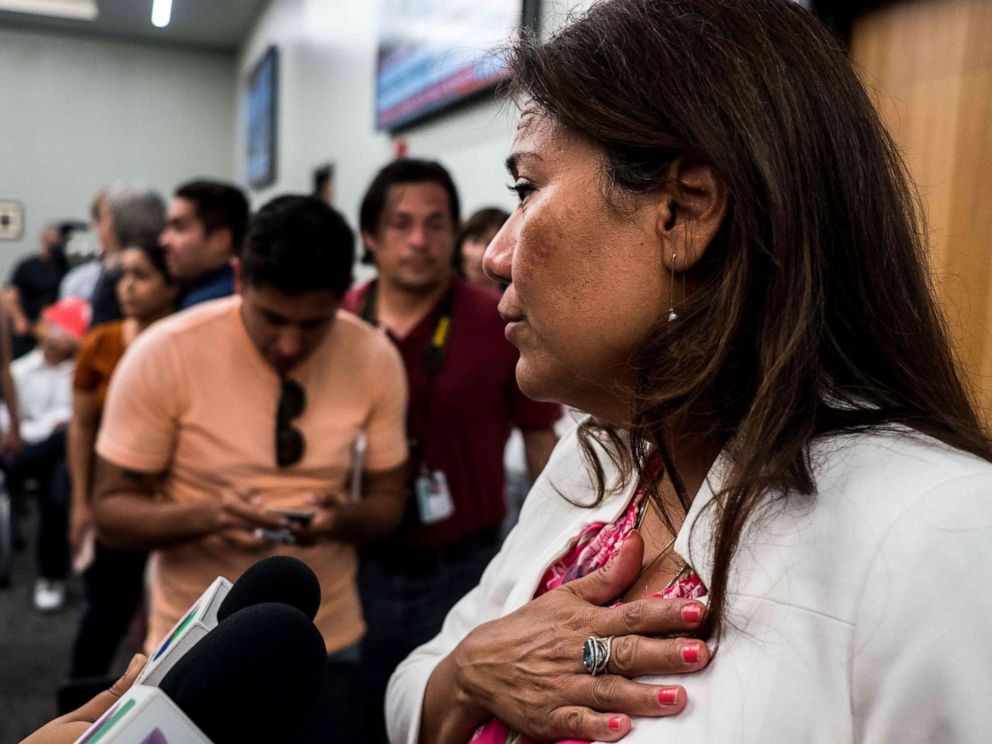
top-left (96, 296), bottom-right (408, 653)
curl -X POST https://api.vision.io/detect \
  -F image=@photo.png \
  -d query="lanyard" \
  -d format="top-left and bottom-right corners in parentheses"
top-left (359, 281), bottom-right (455, 470)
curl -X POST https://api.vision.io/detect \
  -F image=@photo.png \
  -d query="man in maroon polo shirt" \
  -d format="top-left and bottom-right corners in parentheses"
top-left (344, 158), bottom-right (560, 743)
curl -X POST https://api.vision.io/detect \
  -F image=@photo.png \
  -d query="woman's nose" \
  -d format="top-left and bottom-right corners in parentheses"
top-left (483, 217), bottom-right (515, 284)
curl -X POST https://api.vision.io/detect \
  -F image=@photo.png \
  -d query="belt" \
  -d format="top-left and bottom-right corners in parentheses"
top-left (366, 525), bottom-right (500, 575)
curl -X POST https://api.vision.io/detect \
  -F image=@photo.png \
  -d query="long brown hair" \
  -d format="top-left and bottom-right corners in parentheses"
top-left (508, 0), bottom-right (992, 641)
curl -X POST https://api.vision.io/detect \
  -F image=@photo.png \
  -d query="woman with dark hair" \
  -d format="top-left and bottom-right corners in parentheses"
top-left (66, 239), bottom-right (179, 679)
top-left (387, 1), bottom-right (992, 742)
top-left (456, 207), bottom-right (510, 293)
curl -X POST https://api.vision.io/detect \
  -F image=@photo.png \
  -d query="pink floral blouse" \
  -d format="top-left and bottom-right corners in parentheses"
top-left (470, 472), bottom-right (707, 744)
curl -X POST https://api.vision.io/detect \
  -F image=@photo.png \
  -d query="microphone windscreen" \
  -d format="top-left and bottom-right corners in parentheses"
top-left (159, 602), bottom-right (327, 743)
top-left (217, 555), bottom-right (321, 621)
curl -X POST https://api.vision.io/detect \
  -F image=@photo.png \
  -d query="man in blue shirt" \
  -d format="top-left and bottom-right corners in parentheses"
top-left (160, 180), bottom-right (248, 309)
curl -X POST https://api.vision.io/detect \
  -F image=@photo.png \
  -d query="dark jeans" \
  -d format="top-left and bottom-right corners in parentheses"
top-left (288, 641), bottom-right (362, 742)
top-left (1, 428), bottom-right (69, 581)
top-left (357, 540), bottom-right (498, 744)
top-left (69, 542), bottom-right (148, 678)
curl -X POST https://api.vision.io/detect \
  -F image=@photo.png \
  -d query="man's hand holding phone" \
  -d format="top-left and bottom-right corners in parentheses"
top-left (250, 492), bottom-right (346, 545)
top-left (293, 491), bottom-right (348, 545)
top-left (215, 490), bottom-right (289, 549)
top-left (254, 509), bottom-right (313, 545)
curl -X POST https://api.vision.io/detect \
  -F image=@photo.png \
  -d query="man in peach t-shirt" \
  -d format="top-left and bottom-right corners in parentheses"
top-left (92, 195), bottom-right (408, 738)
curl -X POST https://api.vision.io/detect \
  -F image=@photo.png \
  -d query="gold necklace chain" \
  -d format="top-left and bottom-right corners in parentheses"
top-left (632, 492), bottom-right (686, 593)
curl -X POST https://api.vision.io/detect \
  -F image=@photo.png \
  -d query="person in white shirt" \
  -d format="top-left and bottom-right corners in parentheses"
top-left (386, 1), bottom-right (992, 742)
top-left (1, 297), bottom-right (89, 611)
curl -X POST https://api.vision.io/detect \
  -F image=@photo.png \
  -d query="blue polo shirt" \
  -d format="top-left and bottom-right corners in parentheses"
top-left (178, 263), bottom-right (235, 310)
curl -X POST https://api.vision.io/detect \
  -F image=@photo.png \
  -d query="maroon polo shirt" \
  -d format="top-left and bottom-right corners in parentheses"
top-left (343, 279), bottom-right (561, 549)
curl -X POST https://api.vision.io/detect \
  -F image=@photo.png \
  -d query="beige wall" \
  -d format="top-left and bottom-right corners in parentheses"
top-left (0, 28), bottom-right (237, 281)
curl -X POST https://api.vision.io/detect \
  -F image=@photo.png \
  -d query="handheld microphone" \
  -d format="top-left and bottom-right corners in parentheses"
top-left (137, 555), bottom-right (322, 686)
top-left (216, 554), bottom-right (321, 621)
top-left (74, 602), bottom-right (328, 744)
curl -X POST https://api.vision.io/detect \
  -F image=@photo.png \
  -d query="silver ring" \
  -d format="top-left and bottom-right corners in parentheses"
top-left (582, 635), bottom-right (613, 676)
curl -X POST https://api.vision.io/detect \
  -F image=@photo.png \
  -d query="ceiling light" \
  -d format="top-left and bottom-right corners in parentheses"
top-left (0, 0), bottom-right (98, 20)
top-left (152, 0), bottom-right (172, 28)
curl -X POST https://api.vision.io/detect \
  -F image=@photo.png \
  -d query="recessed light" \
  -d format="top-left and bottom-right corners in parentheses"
top-left (152, 0), bottom-right (172, 28)
top-left (0, 0), bottom-right (98, 20)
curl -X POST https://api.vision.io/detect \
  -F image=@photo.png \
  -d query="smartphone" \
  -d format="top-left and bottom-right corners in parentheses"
top-left (269, 509), bottom-right (315, 527)
top-left (254, 528), bottom-right (297, 545)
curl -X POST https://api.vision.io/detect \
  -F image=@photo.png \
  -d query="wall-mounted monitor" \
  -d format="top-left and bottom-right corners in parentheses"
top-left (375, 0), bottom-right (539, 132)
top-left (246, 46), bottom-right (278, 190)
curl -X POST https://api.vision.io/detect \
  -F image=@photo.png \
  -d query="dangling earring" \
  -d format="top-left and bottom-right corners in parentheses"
top-left (667, 250), bottom-right (678, 322)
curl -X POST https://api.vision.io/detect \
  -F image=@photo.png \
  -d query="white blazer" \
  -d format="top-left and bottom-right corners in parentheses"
top-left (387, 422), bottom-right (992, 743)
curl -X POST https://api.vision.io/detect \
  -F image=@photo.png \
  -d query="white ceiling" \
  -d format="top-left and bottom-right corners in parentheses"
top-left (0, 0), bottom-right (268, 51)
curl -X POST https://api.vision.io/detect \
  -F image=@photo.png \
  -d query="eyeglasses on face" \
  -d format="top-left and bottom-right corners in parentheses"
top-left (275, 379), bottom-right (306, 468)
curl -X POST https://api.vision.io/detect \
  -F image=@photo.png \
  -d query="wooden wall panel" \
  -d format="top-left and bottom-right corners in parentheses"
top-left (852, 0), bottom-right (992, 419)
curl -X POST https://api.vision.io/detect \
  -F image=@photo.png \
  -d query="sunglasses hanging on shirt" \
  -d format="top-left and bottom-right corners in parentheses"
top-left (276, 379), bottom-right (306, 468)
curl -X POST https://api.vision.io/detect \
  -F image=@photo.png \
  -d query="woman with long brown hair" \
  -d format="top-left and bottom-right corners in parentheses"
top-left (387, 1), bottom-right (992, 742)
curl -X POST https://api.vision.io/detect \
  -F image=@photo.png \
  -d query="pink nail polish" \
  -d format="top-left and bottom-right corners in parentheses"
top-left (608, 715), bottom-right (623, 730)
top-left (681, 643), bottom-right (700, 664)
top-left (658, 687), bottom-right (679, 706)
top-left (681, 603), bottom-right (702, 624)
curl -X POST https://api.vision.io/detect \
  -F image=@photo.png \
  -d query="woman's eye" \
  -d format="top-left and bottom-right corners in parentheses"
top-left (506, 181), bottom-right (535, 204)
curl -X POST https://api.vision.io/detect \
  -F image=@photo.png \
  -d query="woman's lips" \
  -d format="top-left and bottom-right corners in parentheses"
top-left (503, 318), bottom-right (525, 342)
top-left (497, 302), bottom-right (524, 324)
top-left (498, 300), bottom-right (526, 342)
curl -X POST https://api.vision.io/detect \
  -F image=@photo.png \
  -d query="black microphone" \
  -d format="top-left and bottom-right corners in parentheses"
top-left (159, 602), bottom-right (328, 744)
top-left (138, 555), bottom-right (323, 687)
top-left (72, 602), bottom-right (328, 743)
top-left (217, 554), bottom-right (322, 621)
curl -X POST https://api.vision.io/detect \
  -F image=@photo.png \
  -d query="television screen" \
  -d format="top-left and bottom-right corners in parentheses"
top-left (247, 47), bottom-right (278, 189)
top-left (375, 0), bottom-right (537, 131)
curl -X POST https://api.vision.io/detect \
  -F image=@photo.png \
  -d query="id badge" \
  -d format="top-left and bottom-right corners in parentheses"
top-left (415, 470), bottom-right (455, 525)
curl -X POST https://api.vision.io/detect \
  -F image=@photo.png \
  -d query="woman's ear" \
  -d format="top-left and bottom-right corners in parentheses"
top-left (656, 158), bottom-right (728, 273)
